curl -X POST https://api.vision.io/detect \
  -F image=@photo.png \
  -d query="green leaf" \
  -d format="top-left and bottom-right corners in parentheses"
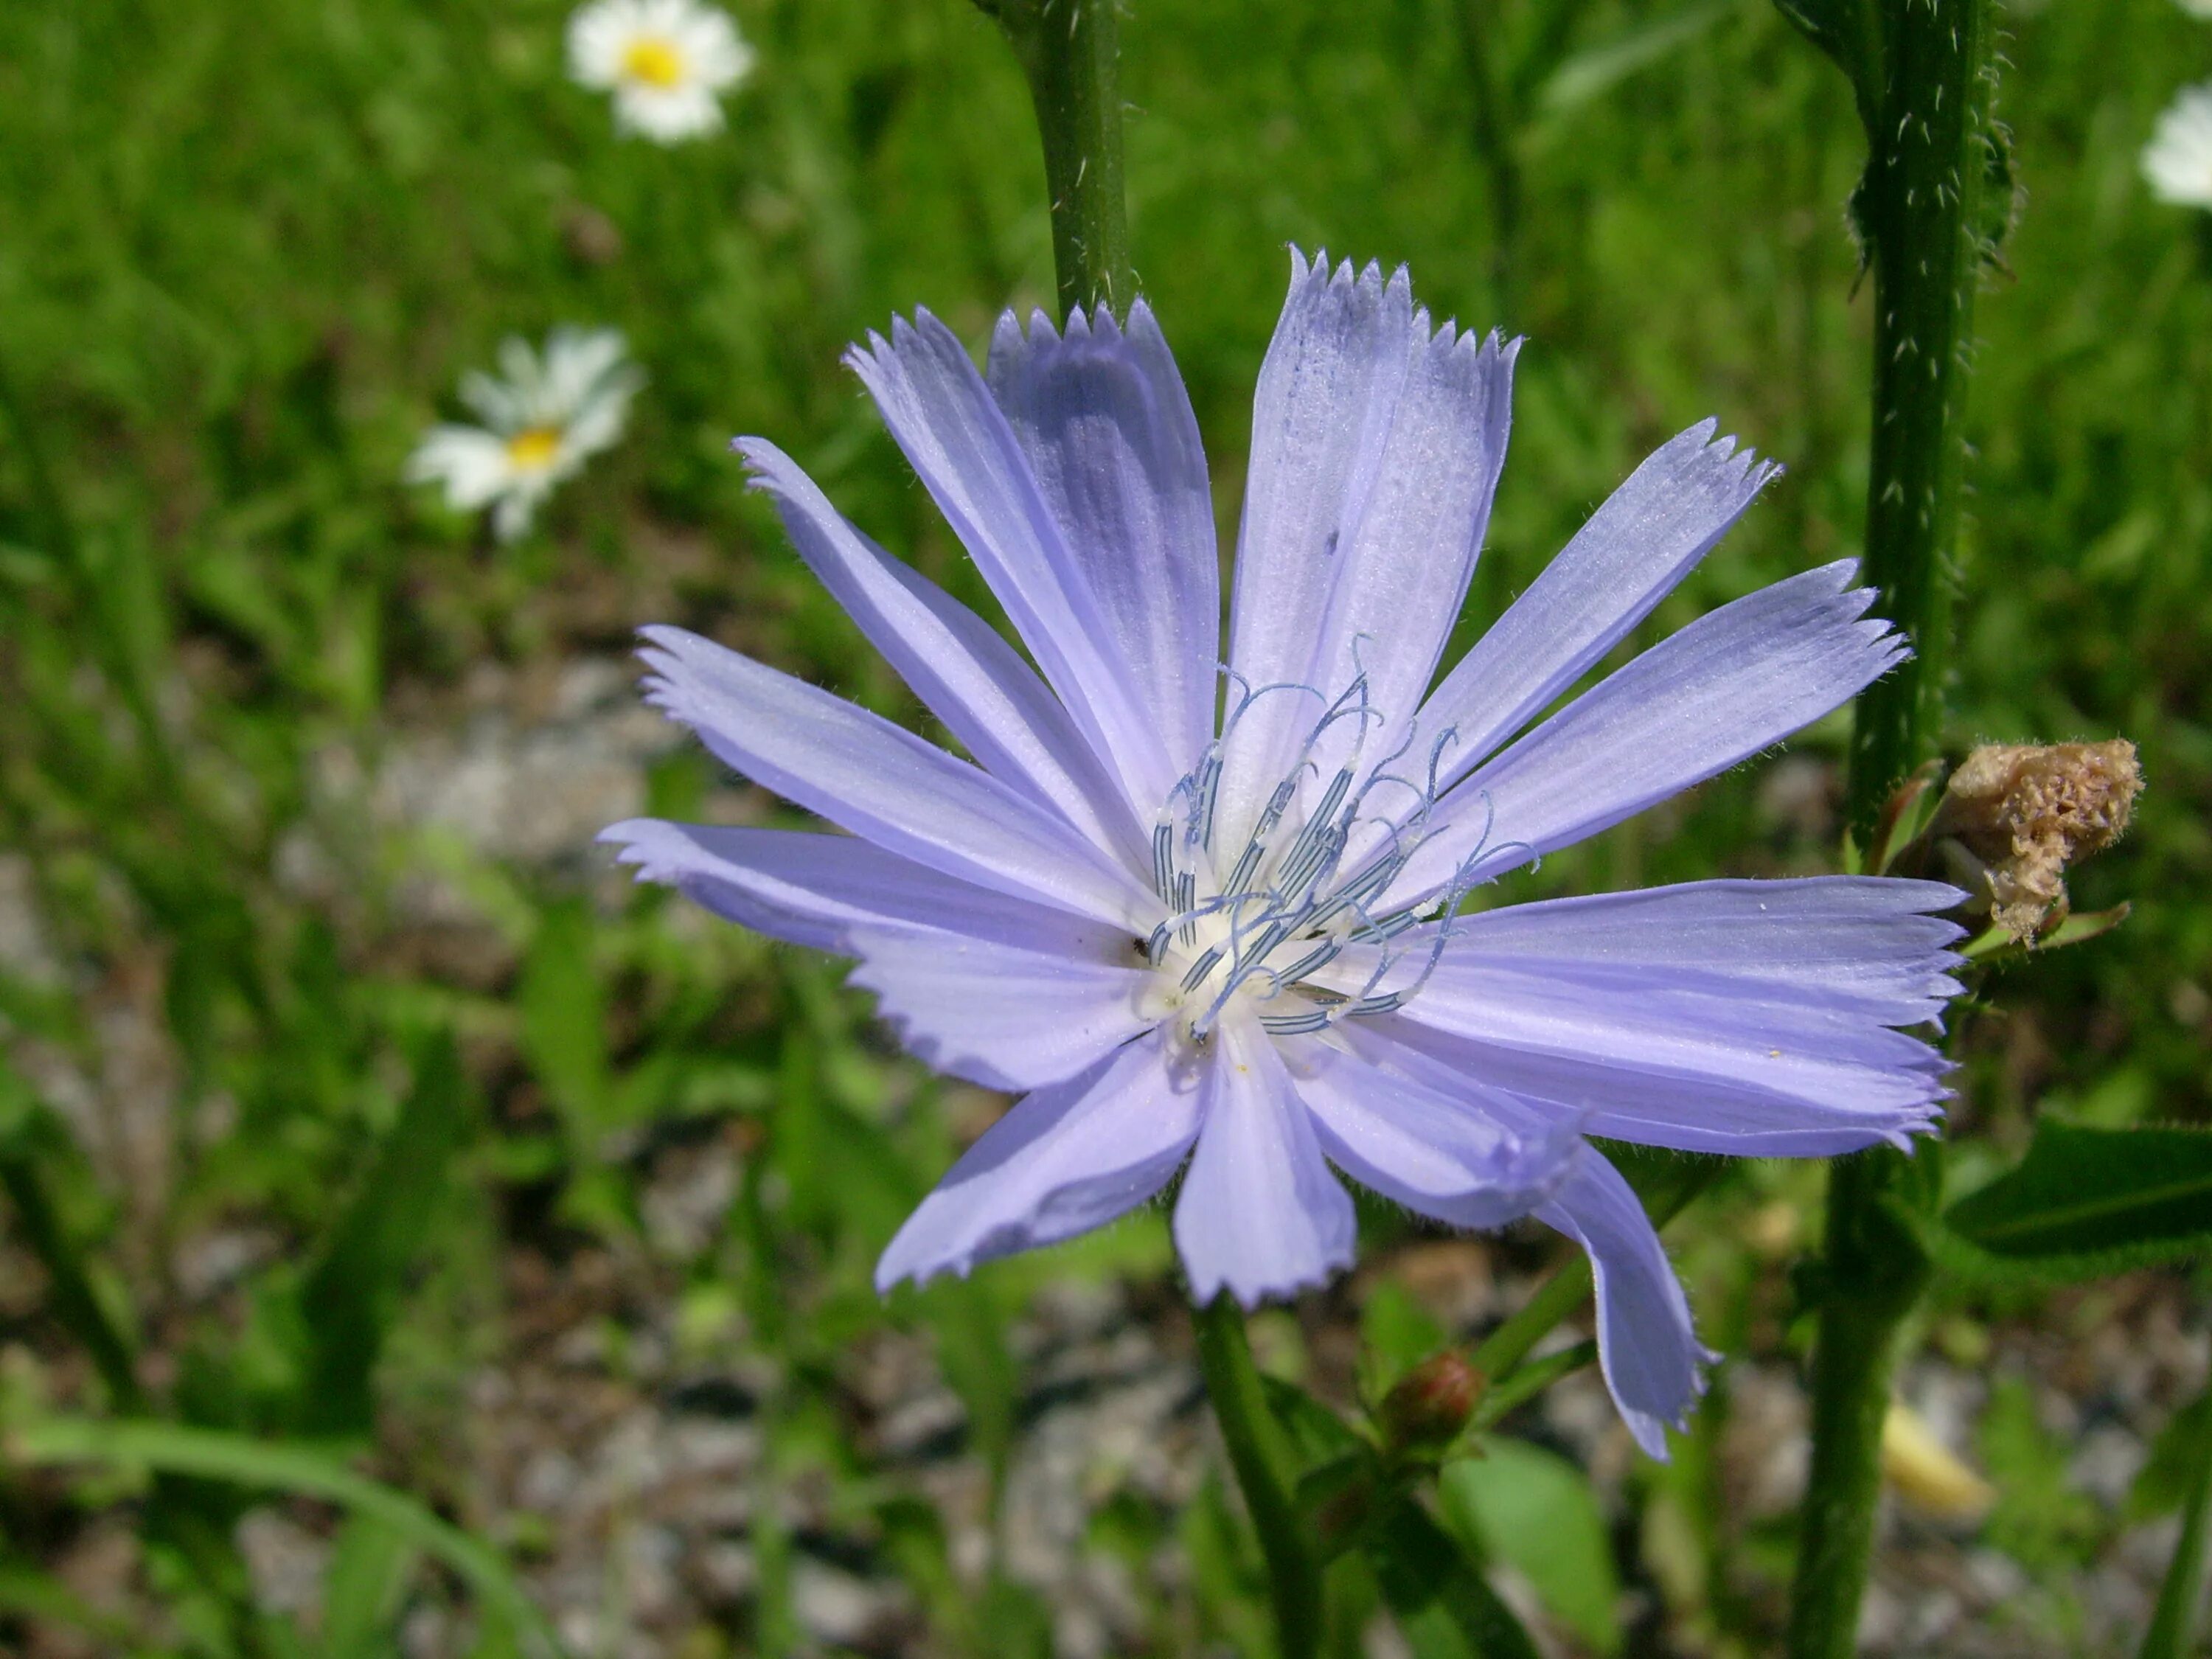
top-left (1938, 1121), bottom-right (2212, 1280)
top-left (2130, 1391), bottom-right (2212, 1523)
top-left (293, 1032), bottom-right (470, 1436)
top-left (7, 1416), bottom-right (564, 1658)
top-left (1962, 902), bottom-right (2130, 961)
top-left (1770, 0), bottom-right (1882, 133)
top-left (321, 1516), bottom-right (419, 1659)
top-left (1365, 1498), bottom-right (1543, 1659)
top-left (1260, 1373), bottom-right (1365, 1466)
top-left (518, 899), bottom-right (613, 1134)
top-left (1441, 1441), bottom-right (1621, 1655)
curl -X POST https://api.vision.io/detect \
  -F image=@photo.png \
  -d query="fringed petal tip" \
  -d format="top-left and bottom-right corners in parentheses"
top-left (1676, 415), bottom-right (1787, 495)
top-left (841, 307), bottom-right (962, 384)
top-left (1284, 243), bottom-right (1523, 366)
top-left (631, 626), bottom-right (720, 725)
top-left (872, 1252), bottom-right (971, 1299)
top-left (1887, 1103), bottom-right (1950, 1152)
top-left (1634, 1338), bottom-right (1729, 1461)
top-left (595, 816), bottom-right (669, 876)
top-left (1183, 1251), bottom-right (1354, 1313)
top-left (995, 297), bottom-right (1154, 352)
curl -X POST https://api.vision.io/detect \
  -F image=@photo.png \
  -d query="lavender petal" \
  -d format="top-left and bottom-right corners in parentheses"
top-left (988, 302), bottom-right (1221, 779)
top-left (875, 1030), bottom-right (1200, 1293)
top-left (1385, 560), bottom-right (1907, 905)
top-left (1172, 1020), bottom-right (1357, 1306)
top-left (1537, 1152), bottom-right (1714, 1460)
top-left (1217, 252), bottom-right (1515, 846)
top-left (737, 439), bottom-right (1146, 867)
top-left (1418, 421), bottom-right (1780, 784)
top-left (1435, 876), bottom-right (1967, 1026)
top-left (1278, 1033), bottom-right (1579, 1229)
top-left (637, 625), bottom-right (1155, 928)
top-left (844, 927), bottom-right (1155, 1091)
top-left (1355, 996), bottom-right (1946, 1157)
top-left (846, 313), bottom-right (1175, 812)
top-left (599, 820), bottom-right (1131, 959)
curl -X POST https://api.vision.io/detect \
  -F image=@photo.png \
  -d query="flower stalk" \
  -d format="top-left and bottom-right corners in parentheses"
top-left (1839, 0), bottom-right (1998, 834)
top-left (977, 9), bottom-right (1325, 1646)
top-left (1192, 1297), bottom-right (1324, 1659)
top-left (975, 0), bottom-right (1134, 321)
top-left (2140, 1385), bottom-right (2212, 1659)
top-left (1787, 0), bottom-right (2000, 1652)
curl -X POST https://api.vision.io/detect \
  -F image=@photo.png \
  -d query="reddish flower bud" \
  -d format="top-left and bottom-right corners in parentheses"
top-left (1377, 1352), bottom-right (1485, 1455)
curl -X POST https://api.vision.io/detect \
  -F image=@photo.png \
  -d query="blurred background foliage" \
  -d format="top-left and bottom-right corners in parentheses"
top-left (0, 0), bottom-right (2206, 1653)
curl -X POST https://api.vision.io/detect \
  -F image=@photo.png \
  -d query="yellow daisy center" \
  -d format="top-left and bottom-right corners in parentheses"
top-left (620, 36), bottom-right (687, 89)
top-left (504, 426), bottom-right (563, 472)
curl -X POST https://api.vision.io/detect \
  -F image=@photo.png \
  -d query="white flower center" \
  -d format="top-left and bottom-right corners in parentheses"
top-left (1142, 672), bottom-right (1512, 1050)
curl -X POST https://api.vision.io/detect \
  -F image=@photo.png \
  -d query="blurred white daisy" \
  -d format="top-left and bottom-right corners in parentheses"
top-left (2143, 84), bottom-right (2212, 208)
top-left (407, 328), bottom-right (642, 541)
top-left (2177, 0), bottom-right (2212, 20)
top-left (568, 0), bottom-right (754, 143)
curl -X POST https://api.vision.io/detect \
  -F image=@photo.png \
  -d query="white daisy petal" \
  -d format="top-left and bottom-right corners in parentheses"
top-left (406, 328), bottom-right (639, 538)
top-left (567, 0), bottom-right (752, 145)
top-left (2143, 84), bottom-right (2212, 208)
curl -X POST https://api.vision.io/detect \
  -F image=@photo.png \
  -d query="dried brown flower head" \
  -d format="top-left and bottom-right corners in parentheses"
top-left (1926, 740), bottom-right (2141, 942)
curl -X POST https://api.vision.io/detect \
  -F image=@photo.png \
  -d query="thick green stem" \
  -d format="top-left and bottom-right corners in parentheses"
top-left (1840, 0), bottom-right (1994, 836)
top-left (1787, 1149), bottom-right (1934, 1658)
top-left (1791, 0), bottom-right (1994, 1651)
top-left (2139, 1388), bottom-right (2212, 1659)
top-left (979, 0), bottom-right (1134, 321)
top-left (1192, 1297), bottom-right (1321, 1659)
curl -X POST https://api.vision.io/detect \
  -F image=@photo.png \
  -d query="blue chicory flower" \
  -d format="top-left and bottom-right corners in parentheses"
top-left (603, 251), bottom-right (1964, 1455)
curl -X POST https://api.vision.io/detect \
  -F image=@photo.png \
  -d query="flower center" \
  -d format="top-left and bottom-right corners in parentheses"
top-left (504, 426), bottom-right (564, 472)
top-left (620, 36), bottom-right (687, 88)
top-left (1144, 674), bottom-right (1508, 1047)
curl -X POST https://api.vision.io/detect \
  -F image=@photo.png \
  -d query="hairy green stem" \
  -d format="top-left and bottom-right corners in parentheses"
top-left (1789, 1149), bottom-right (1935, 1657)
top-left (1192, 1297), bottom-right (1321, 1659)
top-left (978, 0), bottom-right (1134, 321)
top-left (1790, 0), bottom-right (1996, 1650)
top-left (1840, 0), bottom-right (1994, 835)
